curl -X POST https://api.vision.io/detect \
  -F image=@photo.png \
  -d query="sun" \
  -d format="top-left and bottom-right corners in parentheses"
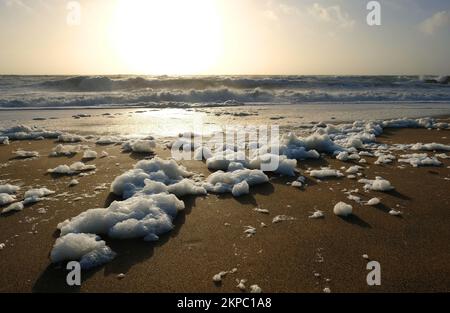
top-left (109, 0), bottom-right (224, 75)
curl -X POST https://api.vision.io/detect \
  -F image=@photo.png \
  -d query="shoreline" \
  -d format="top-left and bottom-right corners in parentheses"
top-left (2, 106), bottom-right (450, 140)
top-left (1, 100), bottom-right (450, 111)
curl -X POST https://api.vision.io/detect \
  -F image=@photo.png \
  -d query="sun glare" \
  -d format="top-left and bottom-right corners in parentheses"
top-left (109, 0), bottom-right (224, 75)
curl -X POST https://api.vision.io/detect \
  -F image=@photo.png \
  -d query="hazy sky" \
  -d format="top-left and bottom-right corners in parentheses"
top-left (0, 0), bottom-right (449, 75)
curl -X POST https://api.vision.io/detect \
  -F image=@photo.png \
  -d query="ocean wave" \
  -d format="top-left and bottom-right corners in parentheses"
top-left (39, 75), bottom-right (295, 91)
top-left (0, 75), bottom-right (449, 108)
top-left (1, 86), bottom-right (450, 108)
top-left (35, 75), bottom-right (450, 92)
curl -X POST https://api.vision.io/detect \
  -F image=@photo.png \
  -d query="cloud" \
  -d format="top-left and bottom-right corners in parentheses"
top-left (278, 3), bottom-right (300, 16)
top-left (261, 0), bottom-right (300, 21)
top-left (262, 9), bottom-right (279, 21)
top-left (419, 11), bottom-right (450, 35)
top-left (307, 3), bottom-right (355, 29)
top-left (3, 0), bottom-right (33, 11)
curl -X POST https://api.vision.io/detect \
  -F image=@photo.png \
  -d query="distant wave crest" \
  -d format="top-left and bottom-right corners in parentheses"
top-left (38, 75), bottom-right (450, 92)
top-left (0, 75), bottom-right (449, 108)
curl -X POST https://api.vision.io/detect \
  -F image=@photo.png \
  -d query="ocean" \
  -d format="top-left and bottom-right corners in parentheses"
top-left (1, 75), bottom-right (450, 137)
top-left (1, 75), bottom-right (450, 108)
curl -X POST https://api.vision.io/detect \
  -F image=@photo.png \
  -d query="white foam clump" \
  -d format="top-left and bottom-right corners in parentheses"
top-left (50, 144), bottom-right (81, 156)
top-left (236, 279), bottom-right (247, 291)
top-left (336, 151), bottom-right (360, 162)
top-left (253, 133), bottom-right (323, 160)
top-left (309, 168), bottom-right (344, 179)
top-left (0, 125), bottom-right (60, 141)
top-left (58, 134), bottom-right (84, 143)
top-left (165, 179), bottom-right (207, 197)
top-left (346, 166), bottom-right (363, 174)
top-left (24, 188), bottom-right (55, 198)
top-left (347, 194), bottom-right (362, 203)
top-left (67, 120), bottom-right (450, 167)
top-left (389, 209), bottom-right (402, 216)
top-left (228, 162), bottom-right (245, 172)
top-left (96, 136), bottom-right (124, 145)
top-left (193, 146), bottom-right (213, 160)
top-left (2, 201), bottom-right (24, 213)
top-left (169, 136), bottom-right (201, 152)
top-left (250, 285), bottom-right (262, 293)
top-left (254, 207), bottom-right (270, 214)
top-left (309, 210), bottom-right (325, 219)
top-left (359, 151), bottom-right (374, 157)
top-left (206, 150), bottom-right (248, 171)
top-left (14, 150), bottom-right (39, 158)
top-left (122, 140), bottom-right (156, 153)
top-left (0, 136), bottom-right (9, 145)
top-left (232, 180), bottom-right (250, 197)
top-left (411, 143), bottom-right (450, 151)
top-left (57, 191), bottom-right (185, 241)
top-left (333, 202), bottom-right (353, 217)
top-left (50, 233), bottom-right (116, 270)
top-left (272, 215), bottom-right (295, 223)
top-left (366, 198), bottom-right (381, 206)
top-left (0, 193), bottom-right (16, 206)
top-left (203, 169), bottom-right (269, 194)
top-left (374, 154), bottom-right (396, 165)
top-left (69, 179), bottom-right (79, 187)
top-left (398, 154), bottom-right (442, 167)
top-left (110, 157), bottom-right (197, 198)
top-left (249, 154), bottom-right (298, 176)
top-left (83, 150), bottom-right (98, 159)
top-left (317, 121), bottom-right (379, 148)
top-left (48, 162), bottom-right (96, 175)
top-left (213, 271), bottom-right (228, 283)
top-left (382, 117), bottom-right (437, 129)
top-left (282, 132), bottom-right (342, 154)
top-left (244, 225), bottom-right (257, 237)
top-left (247, 132), bottom-right (327, 167)
top-left (0, 184), bottom-right (20, 194)
top-left (52, 157), bottom-right (205, 268)
top-left (359, 177), bottom-right (395, 192)
top-left (212, 268), bottom-right (238, 283)
top-left (23, 188), bottom-right (55, 204)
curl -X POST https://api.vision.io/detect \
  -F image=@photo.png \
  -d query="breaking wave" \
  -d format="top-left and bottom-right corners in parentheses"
top-left (38, 75), bottom-right (450, 92)
top-left (0, 75), bottom-right (449, 108)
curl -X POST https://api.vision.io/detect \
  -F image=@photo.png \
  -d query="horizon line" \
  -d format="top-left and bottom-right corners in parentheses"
top-left (0, 73), bottom-right (446, 77)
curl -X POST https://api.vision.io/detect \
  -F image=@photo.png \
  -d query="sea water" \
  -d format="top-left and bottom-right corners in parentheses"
top-left (1, 75), bottom-right (450, 137)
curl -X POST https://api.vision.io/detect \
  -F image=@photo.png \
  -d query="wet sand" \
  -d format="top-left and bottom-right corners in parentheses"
top-left (0, 127), bottom-right (449, 293)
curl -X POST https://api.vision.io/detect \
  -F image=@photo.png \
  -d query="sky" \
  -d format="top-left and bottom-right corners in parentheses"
top-left (0, 0), bottom-right (449, 75)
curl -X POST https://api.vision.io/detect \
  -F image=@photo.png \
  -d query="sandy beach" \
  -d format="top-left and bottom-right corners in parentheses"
top-left (1, 119), bottom-right (449, 293)
top-left (2, 0), bottom-right (450, 300)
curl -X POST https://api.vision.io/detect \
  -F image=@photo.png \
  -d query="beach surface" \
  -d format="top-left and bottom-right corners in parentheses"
top-left (0, 120), bottom-right (449, 293)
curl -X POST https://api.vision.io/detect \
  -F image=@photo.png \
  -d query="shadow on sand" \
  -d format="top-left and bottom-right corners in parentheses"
top-left (384, 190), bottom-right (411, 201)
top-left (339, 214), bottom-right (372, 228)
